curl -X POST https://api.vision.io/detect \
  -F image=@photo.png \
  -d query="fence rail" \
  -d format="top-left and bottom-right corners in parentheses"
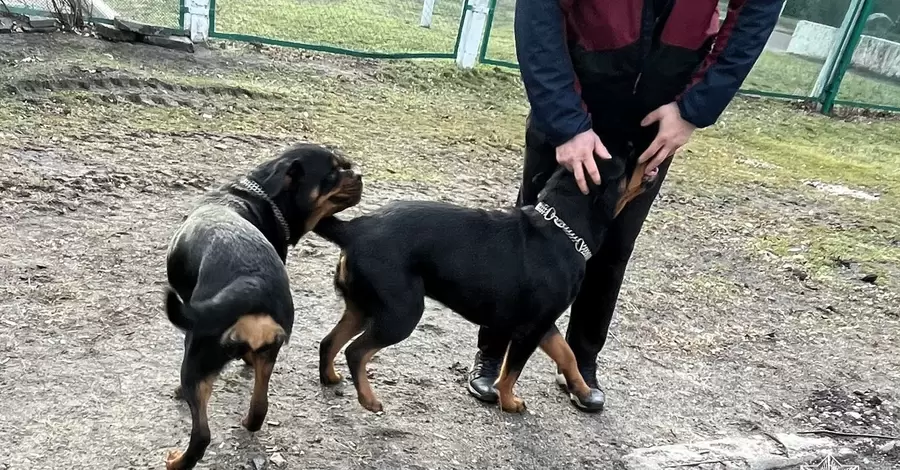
top-left (3, 0), bottom-right (899, 114)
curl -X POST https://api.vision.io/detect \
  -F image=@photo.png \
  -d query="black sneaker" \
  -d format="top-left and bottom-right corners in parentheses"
top-left (467, 352), bottom-right (501, 403)
top-left (555, 363), bottom-right (605, 413)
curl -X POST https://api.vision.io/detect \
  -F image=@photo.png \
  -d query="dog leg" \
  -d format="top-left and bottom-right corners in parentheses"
top-left (345, 330), bottom-right (384, 412)
top-left (495, 329), bottom-right (545, 413)
top-left (242, 348), bottom-right (279, 432)
top-left (539, 327), bottom-right (591, 401)
top-left (166, 374), bottom-right (217, 470)
top-left (319, 301), bottom-right (365, 385)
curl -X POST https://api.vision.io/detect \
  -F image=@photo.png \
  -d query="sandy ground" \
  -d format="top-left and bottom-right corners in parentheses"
top-left (0, 33), bottom-right (898, 470)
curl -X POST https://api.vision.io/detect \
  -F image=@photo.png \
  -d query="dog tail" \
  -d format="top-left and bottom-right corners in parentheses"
top-left (164, 277), bottom-right (268, 337)
top-left (313, 215), bottom-right (353, 247)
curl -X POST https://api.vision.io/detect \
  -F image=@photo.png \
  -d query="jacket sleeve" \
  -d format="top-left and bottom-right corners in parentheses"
top-left (514, 0), bottom-right (592, 147)
top-left (677, 0), bottom-right (784, 128)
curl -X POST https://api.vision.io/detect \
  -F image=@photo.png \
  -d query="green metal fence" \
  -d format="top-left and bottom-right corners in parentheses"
top-left (3, 0), bottom-right (899, 114)
top-left (207, 0), bottom-right (466, 59)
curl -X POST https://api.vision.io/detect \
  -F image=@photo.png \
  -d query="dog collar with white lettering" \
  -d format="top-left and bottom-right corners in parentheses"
top-left (535, 201), bottom-right (592, 260)
top-left (235, 178), bottom-right (292, 243)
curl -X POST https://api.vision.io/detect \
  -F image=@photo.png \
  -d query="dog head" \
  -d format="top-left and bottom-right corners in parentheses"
top-left (538, 154), bottom-right (659, 221)
top-left (247, 143), bottom-right (363, 242)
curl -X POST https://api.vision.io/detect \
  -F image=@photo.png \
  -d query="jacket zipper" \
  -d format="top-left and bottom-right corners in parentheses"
top-left (633, 0), bottom-right (675, 94)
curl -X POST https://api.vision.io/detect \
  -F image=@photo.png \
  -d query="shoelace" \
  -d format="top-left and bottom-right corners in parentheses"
top-left (472, 356), bottom-right (501, 378)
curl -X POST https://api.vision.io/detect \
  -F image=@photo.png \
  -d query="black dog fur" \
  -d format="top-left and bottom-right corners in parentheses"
top-left (163, 143), bottom-right (362, 470)
top-left (313, 154), bottom-right (656, 413)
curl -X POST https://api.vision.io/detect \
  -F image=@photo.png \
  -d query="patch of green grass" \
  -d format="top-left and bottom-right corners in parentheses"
top-left (104, 0), bottom-right (181, 27)
top-left (680, 98), bottom-right (900, 286)
top-left (213, 0), bottom-right (464, 54)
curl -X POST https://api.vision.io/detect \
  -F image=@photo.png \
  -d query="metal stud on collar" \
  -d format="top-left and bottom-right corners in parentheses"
top-left (236, 178), bottom-right (292, 243)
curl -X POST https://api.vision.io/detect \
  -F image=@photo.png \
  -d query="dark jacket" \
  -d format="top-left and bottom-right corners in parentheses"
top-left (515, 0), bottom-right (784, 146)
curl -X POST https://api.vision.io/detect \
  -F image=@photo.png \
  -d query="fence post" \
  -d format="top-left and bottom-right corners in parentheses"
top-left (455, 0), bottom-right (490, 69)
top-left (820, 0), bottom-right (876, 114)
top-left (186, 0), bottom-right (210, 42)
top-left (420, 0), bottom-right (436, 27)
top-left (811, 0), bottom-right (862, 102)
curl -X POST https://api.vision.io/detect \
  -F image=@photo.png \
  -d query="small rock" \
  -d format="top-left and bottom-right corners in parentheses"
top-left (861, 274), bottom-right (878, 284)
top-left (267, 420), bottom-right (280, 426)
top-left (143, 35), bottom-right (195, 53)
top-left (0, 17), bottom-right (13, 33)
top-left (113, 17), bottom-right (188, 37)
top-left (95, 22), bottom-right (137, 42)
top-left (877, 441), bottom-right (897, 453)
top-left (252, 456), bottom-right (267, 470)
top-left (270, 453), bottom-right (286, 466)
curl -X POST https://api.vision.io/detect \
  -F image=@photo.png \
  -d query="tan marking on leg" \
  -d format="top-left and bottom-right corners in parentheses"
top-left (540, 330), bottom-right (591, 399)
top-left (495, 346), bottom-right (525, 413)
top-left (166, 375), bottom-right (215, 470)
top-left (242, 353), bottom-right (275, 432)
top-left (614, 161), bottom-right (651, 217)
top-left (321, 302), bottom-right (364, 385)
top-left (354, 348), bottom-right (383, 412)
top-left (336, 251), bottom-right (349, 285)
top-left (222, 314), bottom-right (285, 351)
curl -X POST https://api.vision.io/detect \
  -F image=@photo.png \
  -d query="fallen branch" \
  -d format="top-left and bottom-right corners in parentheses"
top-left (798, 429), bottom-right (900, 440)
top-left (663, 459), bottom-right (729, 468)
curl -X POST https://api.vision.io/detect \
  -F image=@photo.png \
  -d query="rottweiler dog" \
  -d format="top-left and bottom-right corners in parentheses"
top-left (163, 143), bottom-right (362, 470)
top-left (312, 154), bottom-right (657, 414)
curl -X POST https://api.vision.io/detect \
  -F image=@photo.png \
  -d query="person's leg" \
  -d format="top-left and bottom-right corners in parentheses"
top-left (468, 115), bottom-right (558, 403)
top-left (558, 129), bottom-right (673, 412)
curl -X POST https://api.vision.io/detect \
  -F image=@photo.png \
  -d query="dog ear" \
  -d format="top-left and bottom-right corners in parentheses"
top-left (258, 159), bottom-right (305, 197)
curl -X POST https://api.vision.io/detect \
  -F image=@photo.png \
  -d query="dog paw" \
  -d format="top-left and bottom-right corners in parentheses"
top-left (360, 397), bottom-right (383, 413)
top-left (165, 450), bottom-right (184, 470)
top-left (320, 370), bottom-right (343, 386)
top-left (241, 415), bottom-right (264, 433)
top-left (499, 396), bottom-right (526, 413)
top-left (172, 385), bottom-right (184, 400)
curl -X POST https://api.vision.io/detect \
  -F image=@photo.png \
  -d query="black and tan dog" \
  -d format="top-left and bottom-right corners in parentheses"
top-left (313, 155), bottom-right (657, 414)
top-left (163, 143), bottom-right (362, 470)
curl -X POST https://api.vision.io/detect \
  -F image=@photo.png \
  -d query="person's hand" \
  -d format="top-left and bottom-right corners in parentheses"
top-left (637, 102), bottom-right (696, 174)
top-left (556, 129), bottom-right (612, 194)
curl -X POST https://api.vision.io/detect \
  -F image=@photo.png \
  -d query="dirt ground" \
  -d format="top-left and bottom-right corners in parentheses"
top-left (0, 33), bottom-right (898, 470)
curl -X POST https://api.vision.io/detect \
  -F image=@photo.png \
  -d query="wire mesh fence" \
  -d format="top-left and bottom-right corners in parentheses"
top-left (0, 0), bottom-right (179, 27)
top-left (1, 0), bottom-right (898, 113)
top-left (208, 0), bottom-right (465, 58)
top-left (832, 0), bottom-right (900, 109)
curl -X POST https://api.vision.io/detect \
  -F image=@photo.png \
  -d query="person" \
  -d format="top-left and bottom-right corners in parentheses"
top-left (467, 0), bottom-right (785, 412)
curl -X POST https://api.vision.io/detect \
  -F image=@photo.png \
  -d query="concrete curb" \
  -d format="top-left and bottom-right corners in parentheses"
top-left (621, 433), bottom-right (857, 470)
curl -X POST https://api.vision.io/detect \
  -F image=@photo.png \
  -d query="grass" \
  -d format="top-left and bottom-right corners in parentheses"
top-left (2, 34), bottom-right (898, 287)
top-left (213, 0), bottom-right (464, 54)
top-left (26, 0), bottom-right (900, 108)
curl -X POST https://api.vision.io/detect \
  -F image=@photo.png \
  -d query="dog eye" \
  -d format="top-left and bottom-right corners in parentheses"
top-left (322, 172), bottom-right (338, 187)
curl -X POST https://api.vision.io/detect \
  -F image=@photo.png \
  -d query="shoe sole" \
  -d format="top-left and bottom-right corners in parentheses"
top-left (466, 380), bottom-right (499, 404)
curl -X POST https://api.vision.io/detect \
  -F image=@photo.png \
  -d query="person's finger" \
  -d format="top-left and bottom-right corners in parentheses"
top-left (583, 153), bottom-right (601, 186)
top-left (646, 146), bottom-right (672, 174)
top-left (641, 109), bottom-right (662, 127)
top-left (638, 138), bottom-right (664, 164)
top-left (572, 162), bottom-right (588, 195)
top-left (593, 135), bottom-right (612, 160)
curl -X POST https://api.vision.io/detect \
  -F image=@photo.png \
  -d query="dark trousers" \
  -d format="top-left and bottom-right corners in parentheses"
top-left (476, 118), bottom-right (672, 370)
